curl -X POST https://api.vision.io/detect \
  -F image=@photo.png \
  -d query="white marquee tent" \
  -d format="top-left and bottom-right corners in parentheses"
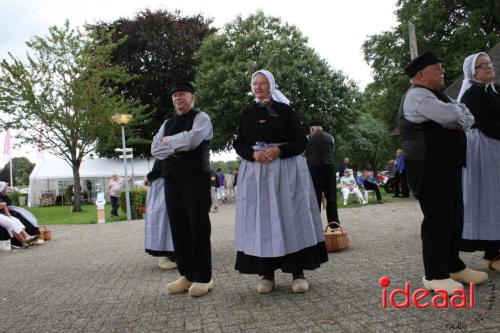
top-left (28, 158), bottom-right (154, 207)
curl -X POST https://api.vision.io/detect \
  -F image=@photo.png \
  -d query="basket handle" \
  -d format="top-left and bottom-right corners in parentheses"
top-left (325, 221), bottom-right (342, 232)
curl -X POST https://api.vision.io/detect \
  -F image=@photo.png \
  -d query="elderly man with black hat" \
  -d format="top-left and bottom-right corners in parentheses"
top-left (399, 51), bottom-right (487, 293)
top-left (304, 120), bottom-right (340, 227)
top-left (151, 81), bottom-right (214, 297)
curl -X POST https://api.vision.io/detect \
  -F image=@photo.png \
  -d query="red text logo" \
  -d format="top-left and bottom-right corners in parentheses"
top-left (379, 276), bottom-right (475, 309)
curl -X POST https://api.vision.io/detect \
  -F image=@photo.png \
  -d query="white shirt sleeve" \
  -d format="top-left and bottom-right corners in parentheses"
top-left (403, 88), bottom-right (475, 130)
top-left (151, 120), bottom-right (174, 160)
top-left (151, 112), bottom-right (213, 159)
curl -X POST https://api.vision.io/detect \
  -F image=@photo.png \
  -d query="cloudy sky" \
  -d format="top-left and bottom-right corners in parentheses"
top-left (0, 0), bottom-right (399, 163)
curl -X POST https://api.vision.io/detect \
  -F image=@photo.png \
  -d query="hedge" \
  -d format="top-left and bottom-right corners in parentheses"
top-left (120, 188), bottom-right (148, 219)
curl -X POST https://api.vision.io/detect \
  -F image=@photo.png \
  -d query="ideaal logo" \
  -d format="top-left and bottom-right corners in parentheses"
top-left (379, 276), bottom-right (475, 309)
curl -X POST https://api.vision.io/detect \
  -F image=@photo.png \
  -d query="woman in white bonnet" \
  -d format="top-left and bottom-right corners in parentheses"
top-left (0, 181), bottom-right (38, 247)
top-left (233, 69), bottom-right (327, 294)
top-left (459, 52), bottom-right (500, 271)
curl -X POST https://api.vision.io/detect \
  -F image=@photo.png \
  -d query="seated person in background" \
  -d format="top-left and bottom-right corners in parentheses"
top-left (340, 169), bottom-right (366, 206)
top-left (0, 202), bottom-right (38, 248)
top-left (0, 182), bottom-right (42, 245)
top-left (356, 170), bottom-right (383, 204)
top-left (338, 158), bottom-right (350, 182)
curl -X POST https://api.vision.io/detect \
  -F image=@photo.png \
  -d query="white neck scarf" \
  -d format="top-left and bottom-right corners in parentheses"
top-left (251, 69), bottom-right (290, 105)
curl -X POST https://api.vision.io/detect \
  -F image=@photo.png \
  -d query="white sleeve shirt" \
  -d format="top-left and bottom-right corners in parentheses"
top-left (151, 111), bottom-right (213, 160)
top-left (403, 87), bottom-right (475, 131)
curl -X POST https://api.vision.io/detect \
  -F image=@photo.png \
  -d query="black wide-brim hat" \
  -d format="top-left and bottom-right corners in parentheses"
top-left (170, 81), bottom-right (195, 95)
top-left (404, 51), bottom-right (443, 78)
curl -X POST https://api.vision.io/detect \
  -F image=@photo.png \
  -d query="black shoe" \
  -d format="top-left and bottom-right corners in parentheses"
top-left (392, 195), bottom-right (399, 198)
top-left (401, 195), bottom-right (410, 198)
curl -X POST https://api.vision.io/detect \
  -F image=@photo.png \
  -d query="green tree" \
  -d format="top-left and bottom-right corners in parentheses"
top-left (0, 21), bottom-right (142, 212)
top-left (89, 10), bottom-right (215, 157)
top-left (336, 113), bottom-right (391, 174)
top-left (210, 160), bottom-right (241, 174)
top-left (362, 0), bottom-right (500, 129)
top-left (0, 157), bottom-right (35, 186)
top-left (195, 11), bottom-right (362, 151)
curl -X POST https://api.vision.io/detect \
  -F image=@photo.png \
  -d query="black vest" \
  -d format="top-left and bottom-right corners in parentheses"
top-left (398, 86), bottom-right (466, 166)
top-left (161, 110), bottom-right (211, 179)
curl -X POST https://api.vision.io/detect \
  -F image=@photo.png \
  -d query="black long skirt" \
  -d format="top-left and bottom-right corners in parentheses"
top-left (235, 242), bottom-right (328, 275)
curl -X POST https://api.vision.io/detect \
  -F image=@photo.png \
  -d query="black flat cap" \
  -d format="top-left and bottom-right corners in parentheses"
top-left (170, 81), bottom-right (195, 95)
top-left (310, 120), bottom-right (322, 127)
top-left (404, 51), bottom-right (442, 78)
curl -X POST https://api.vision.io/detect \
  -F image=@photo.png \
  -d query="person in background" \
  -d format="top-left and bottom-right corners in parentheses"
top-left (393, 149), bottom-right (409, 198)
top-left (216, 168), bottom-right (226, 204)
top-left (0, 181), bottom-right (42, 245)
top-left (144, 160), bottom-right (176, 270)
top-left (339, 169), bottom-right (366, 206)
top-left (399, 51), bottom-right (487, 293)
top-left (233, 69), bottom-right (327, 294)
top-left (233, 167), bottom-right (239, 194)
top-left (356, 170), bottom-right (383, 204)
top-left (107, 174), bottom-right (123, 217)
top-left (304, 120), bottom-right (340, 227)
top-left (458, 52), bottom-right (500, 271)
top-left (0, 183), bottom-right (38, 248)
top-left (338, 157), bottom-right (350, 182)
top-left (209, 169), bottom-right (219, 213)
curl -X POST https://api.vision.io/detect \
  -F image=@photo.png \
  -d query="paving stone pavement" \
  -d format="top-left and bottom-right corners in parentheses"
top-left (2, 198), bottom-right (500, 333)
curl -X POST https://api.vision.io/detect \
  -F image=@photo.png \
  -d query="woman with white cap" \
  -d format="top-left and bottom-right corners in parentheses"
top-left (233, 69), bottom-right (327, 294)
top-left (459, 52), bottom-right (500, 271)
top-left (0, 182), bottom-right (38, 248)
top-left (0, 182), bottom-right (42, 241)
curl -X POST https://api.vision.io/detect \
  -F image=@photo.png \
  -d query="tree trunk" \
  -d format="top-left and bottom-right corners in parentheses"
top-left (72, 160), bottom-right (82, 212)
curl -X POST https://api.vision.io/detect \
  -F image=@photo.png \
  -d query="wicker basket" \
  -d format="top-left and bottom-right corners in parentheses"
top-left (324, 222), bottom-right (349, 253)
top-left (39, 225), bottom-right (52, 241)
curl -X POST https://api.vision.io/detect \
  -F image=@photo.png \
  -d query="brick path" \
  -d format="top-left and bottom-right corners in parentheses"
top-left (1, 198), bottom-right (500, 332)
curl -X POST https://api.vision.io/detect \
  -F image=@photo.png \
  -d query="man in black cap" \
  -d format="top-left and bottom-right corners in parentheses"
top-left (399, 51), bottom-right (487, 293)
top-left (304, 120), bottom-right (340, 227)
top-left (151, 81), bottom-right (214, 297)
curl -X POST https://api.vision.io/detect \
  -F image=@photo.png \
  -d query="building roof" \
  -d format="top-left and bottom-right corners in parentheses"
top-left (29, 157), bottom-right (153, 180)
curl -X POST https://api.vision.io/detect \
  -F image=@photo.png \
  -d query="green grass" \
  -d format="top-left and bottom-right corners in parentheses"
top-left (24, 204), bottom-right (127, 225)
top-left (21, 189), bottom-right (403, 225)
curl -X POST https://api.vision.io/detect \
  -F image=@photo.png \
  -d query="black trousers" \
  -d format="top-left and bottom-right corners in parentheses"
top-left (308, 164), bottom-right (340, 223)
top-left (406, 161), bottom-right (466, 280)
top-left (165, 172), bottom-right (212, 283)
top-left (362, 181), bottom-right (382, 201)
top-left (110, 196), bottom-right (119, 216)
top-left (394, 169), bottom-right (409, 196)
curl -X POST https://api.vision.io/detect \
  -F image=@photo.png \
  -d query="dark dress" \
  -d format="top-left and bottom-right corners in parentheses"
top-left (461, 84), bottom-right (500, 258)
top-left (233, 100), bottom-right (328, 275)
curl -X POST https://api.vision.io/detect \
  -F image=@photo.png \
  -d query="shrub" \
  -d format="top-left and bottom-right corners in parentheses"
top-left (120, 188), bottom-right (148, 219)
top-left (9, 190), bottom-right (28, 206)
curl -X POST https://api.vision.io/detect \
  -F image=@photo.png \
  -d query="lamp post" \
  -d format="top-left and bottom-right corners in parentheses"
top-left (112, 113), bottom-right (133, 221)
